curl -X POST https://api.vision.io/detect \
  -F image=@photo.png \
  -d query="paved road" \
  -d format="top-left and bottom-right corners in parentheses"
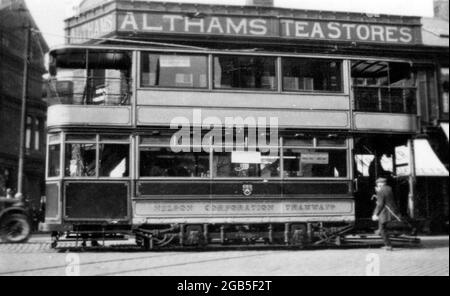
top-left (0, 236), bottom-right (448, 276)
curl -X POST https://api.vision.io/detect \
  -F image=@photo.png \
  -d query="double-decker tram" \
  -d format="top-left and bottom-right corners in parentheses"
top-left (42, 43), bottom-right (424, 249)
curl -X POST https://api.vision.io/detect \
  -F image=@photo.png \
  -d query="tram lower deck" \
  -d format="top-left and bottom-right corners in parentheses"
top-left (42, 129), bottom-right (417, 249)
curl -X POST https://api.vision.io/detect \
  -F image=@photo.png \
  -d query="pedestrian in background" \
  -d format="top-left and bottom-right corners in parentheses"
top-left (372, 178), bottom-right (400, 251)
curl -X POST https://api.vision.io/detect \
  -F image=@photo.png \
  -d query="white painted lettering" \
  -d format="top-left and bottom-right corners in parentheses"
top-left (120, 12), bottom-right (138, 30)
top-left (327, 22), bottom-right (342, 39)
top-left (207, 17), bottom-right (224, 33)
top-left (249, 19), bottom-right (267, 35)
top-left (226, 18), bottom-right (247, 34)
top-left (295, 21), bottom-right (309, 37)
top-left (399, 27), bottom-right (413, 43)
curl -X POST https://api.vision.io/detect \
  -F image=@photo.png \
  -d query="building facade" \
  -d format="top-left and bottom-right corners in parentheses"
top-left (418, 0), bottom-right (449, 232)
top-left (0, 0), bottom-right (49, 219)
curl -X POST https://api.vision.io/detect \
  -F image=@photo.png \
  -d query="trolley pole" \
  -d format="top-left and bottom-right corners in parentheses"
top-left (17, 25), bottom-right (31, 196)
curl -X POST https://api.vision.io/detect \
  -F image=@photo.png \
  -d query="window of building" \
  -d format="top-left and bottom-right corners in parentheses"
top-left (214, 55), bottom-right (277, 90)
top-left (282, 58), bottom-right (342, 92)
top-left (352, 61), bottom-right (417, 113)
top-left (25, 116), bottom-right (32, 150)
top-left (0, 167), bottom-right (13, 196)
top-left (141, 53), bottom-right (208, 88)
top-left (34, 118), bottom-right (41, 151)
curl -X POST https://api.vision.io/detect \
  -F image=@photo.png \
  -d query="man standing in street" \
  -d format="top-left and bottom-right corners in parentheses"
top-left (372, 178), bottom-right (400, 251)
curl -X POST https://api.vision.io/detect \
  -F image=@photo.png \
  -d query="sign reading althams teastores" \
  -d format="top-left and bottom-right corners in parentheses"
top-left (65, 1), bottom-right (423, 45)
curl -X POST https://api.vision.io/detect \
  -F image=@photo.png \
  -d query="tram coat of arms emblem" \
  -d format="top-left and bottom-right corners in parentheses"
top-left (242, 184), bottom-right (254, 197)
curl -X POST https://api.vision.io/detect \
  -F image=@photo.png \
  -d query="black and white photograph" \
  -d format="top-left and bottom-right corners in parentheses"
top-left (0, 0), bottom-right (448, 279)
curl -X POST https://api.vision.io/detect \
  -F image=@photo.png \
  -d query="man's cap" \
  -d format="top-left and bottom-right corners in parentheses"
top-left (376, 178), bottom-right (387, 184)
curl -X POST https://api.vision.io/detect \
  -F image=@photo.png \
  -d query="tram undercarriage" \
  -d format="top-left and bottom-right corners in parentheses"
top-left (49, 221), bottom-right (420, 250)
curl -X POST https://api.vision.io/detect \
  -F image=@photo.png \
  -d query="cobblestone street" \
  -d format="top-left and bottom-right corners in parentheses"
top-left (0, 235), bottom-right (448, 276)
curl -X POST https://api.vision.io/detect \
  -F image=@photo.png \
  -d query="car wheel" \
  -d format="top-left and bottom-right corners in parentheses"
top-left (0, 214), bottom-right (31, 243)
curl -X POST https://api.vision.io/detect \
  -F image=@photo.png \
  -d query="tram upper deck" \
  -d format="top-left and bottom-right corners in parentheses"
top-left (45, 45), bottom-right (421, 134)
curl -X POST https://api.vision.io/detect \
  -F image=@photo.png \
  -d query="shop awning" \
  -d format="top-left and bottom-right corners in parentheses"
top-left (441, 123), bottom-right (449, 141)
top-left (396, 139), bottom-right (449, 177)
top-left (414, 139), bottom-right (449, 177)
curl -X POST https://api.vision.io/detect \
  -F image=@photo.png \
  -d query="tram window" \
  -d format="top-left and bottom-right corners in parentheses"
top-left (213, 151), bottom-right (280, 178)
top-left (352, 61), bottom-right (417, 113)
top-left (283, 137), bottom-right (314, 147)
top-left (316, 137), bottom-right (347, 147)
top-left (140, 148), bottom-right (210, 178)
top-left (214, 55), bottom-right (277, 90)
top-left (283, 149), bottom-right (347, 178)
top-left (141, 53), bottom-right (208, 88)
top-left (282, 58), bottom-right (342, 92)
top-left (49, 134), bottom-right (61, 143)
top-left (65, 144), bottom-right (97, 177)
top-left (48, 144), bottom-right (61, 178)
top-left (99, 144), bottom-right (130, 178)
top-left (140, 136), bottom-right (173, 146)
top-left (48, 50), bottom-right (132, 105)
top-left (100, 135), bottom-right (130, 143)
top-left (47, 68), bottom-right (87, 105)
top-left (66, 135), bottom-right (97, 142)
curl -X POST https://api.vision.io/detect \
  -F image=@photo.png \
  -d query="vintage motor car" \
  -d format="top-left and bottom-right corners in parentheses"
top-left (0, 197), bottom-right (32, 243)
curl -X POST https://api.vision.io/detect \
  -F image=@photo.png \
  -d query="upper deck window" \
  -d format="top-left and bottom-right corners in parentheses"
top-left (352, 61), bottom-right (417, 114)
top-left (47, 49), bottom-right (132, 106)
top-left (214, 55), bottom-right (277, 91)
top-left (282, 58), bottom-right (342, 92)
top-left (141, 53), bottom-right (208, 88)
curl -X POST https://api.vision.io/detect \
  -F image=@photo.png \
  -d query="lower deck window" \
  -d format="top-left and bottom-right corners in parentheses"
top-left (65, 144), bottom-right (97, 177)
top-left (283, 149), bottom-right (347, 178)
top-left (64, 135), bottom-right (130, 178)
top-left (213, 151), bottom-right (280, 178)
top-left (48, 144), bottom-right (61, 177)
top-left (140, 148), bottom-right (210, 178)
top-left (99, 144), bottom-right (130, 178)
